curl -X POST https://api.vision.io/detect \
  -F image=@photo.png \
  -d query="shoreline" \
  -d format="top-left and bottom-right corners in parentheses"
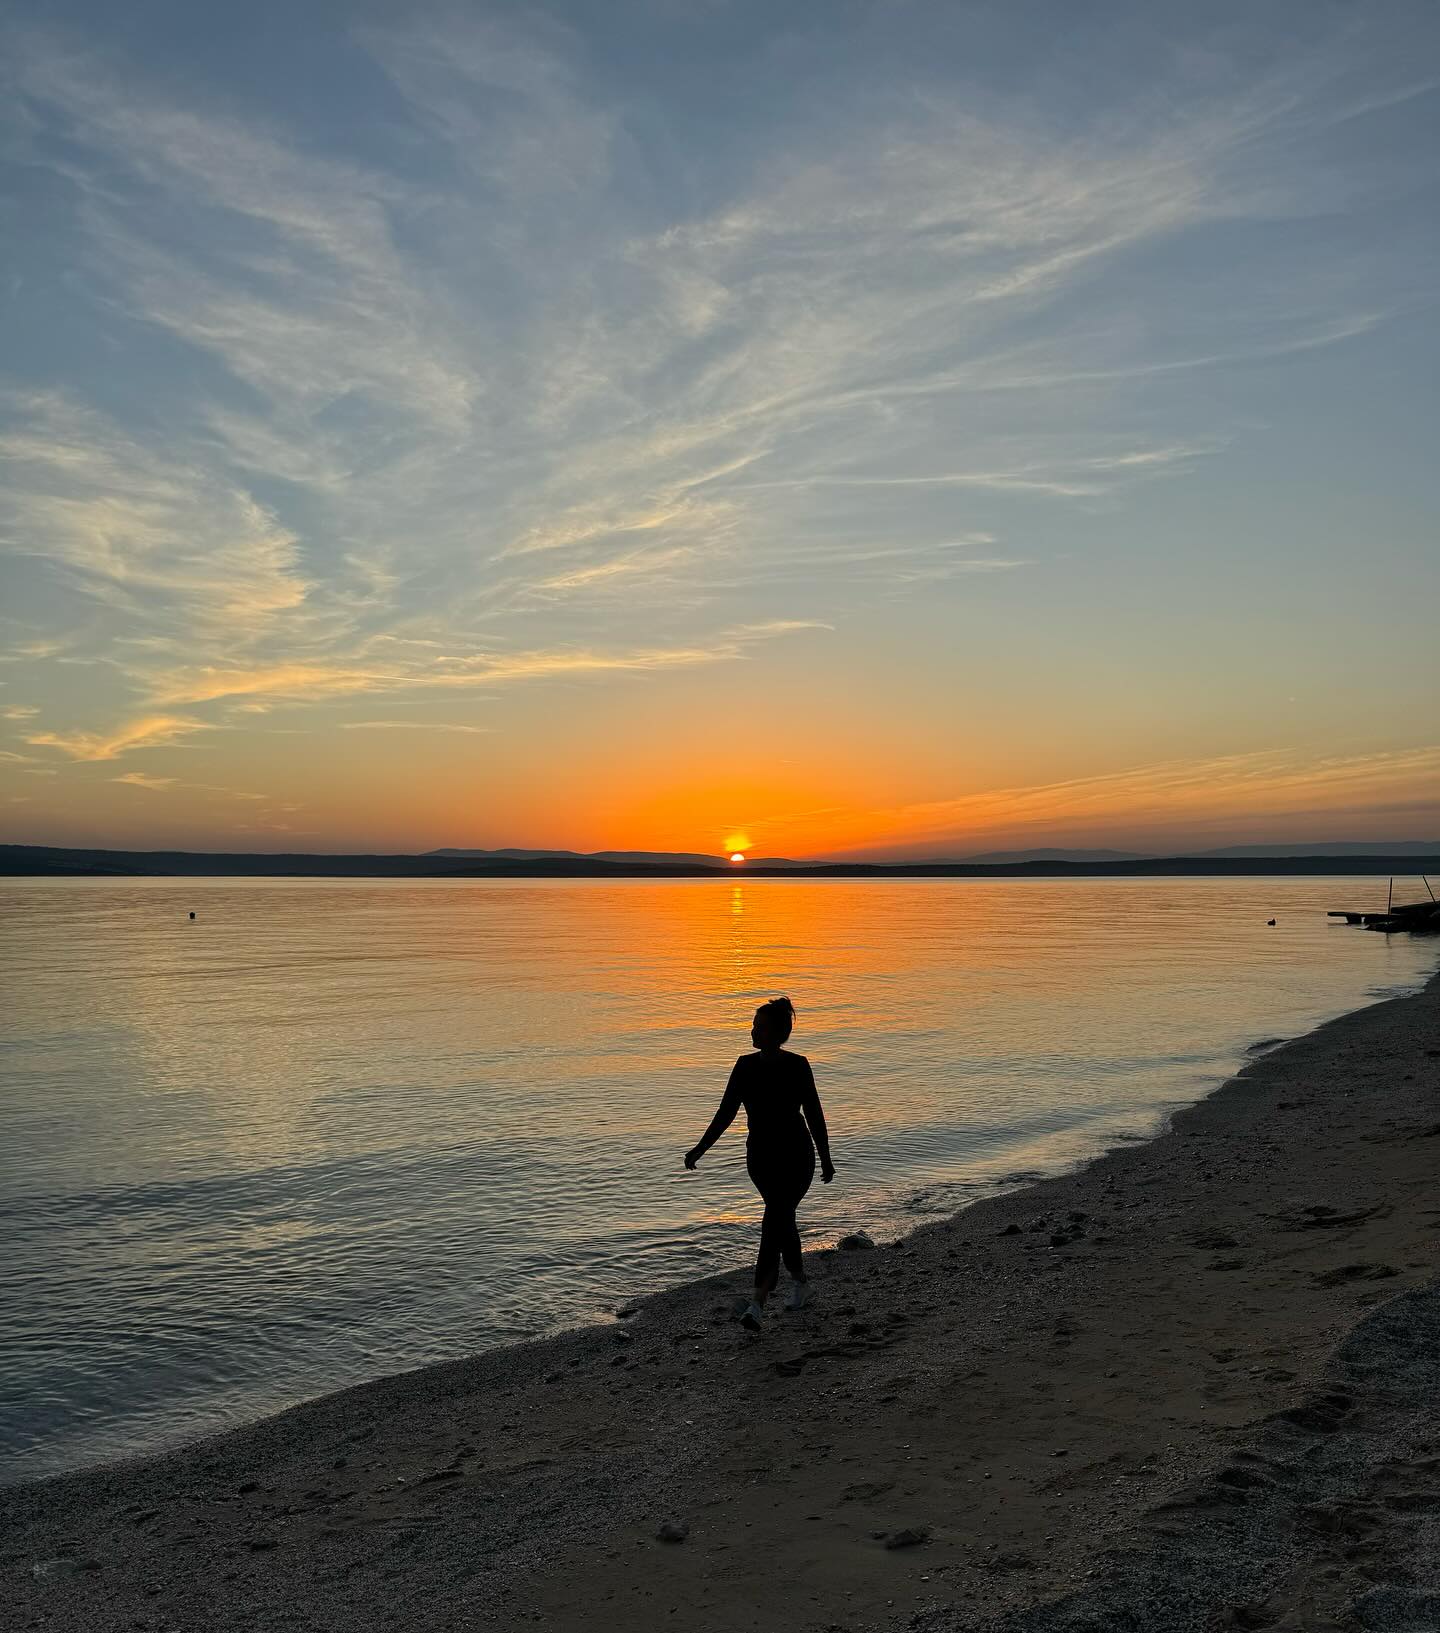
top-left (7, 972), bottom-right (1439, 1631)
top-left (7, 959), bottom-right (1428, 1491)
top-left (6, 843), bottom-right (1440, 879)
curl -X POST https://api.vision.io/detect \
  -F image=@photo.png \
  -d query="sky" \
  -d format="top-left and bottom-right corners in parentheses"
top-left (1, 0), bottom-right (1437, 860)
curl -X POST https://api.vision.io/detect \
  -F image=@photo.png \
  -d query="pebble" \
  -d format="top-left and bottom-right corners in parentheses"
top-left (884, 1525), bottom-right (931, 1549)
top-left (31, 1557), bottom-right (97, 1580)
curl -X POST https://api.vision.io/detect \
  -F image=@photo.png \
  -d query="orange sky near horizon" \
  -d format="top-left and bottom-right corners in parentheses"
top-left (11, 712), bottom-right (1438, 859)
top-left (543, 745), bottom-right (1440, 861)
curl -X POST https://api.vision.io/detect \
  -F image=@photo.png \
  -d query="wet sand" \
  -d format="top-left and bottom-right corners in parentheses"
top-left (6, 972), bottom-right (1439, 1633)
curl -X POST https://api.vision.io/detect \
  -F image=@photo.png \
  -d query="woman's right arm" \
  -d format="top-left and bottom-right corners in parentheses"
top-left (684, 1060), bottom-right (743, 1167)
top-left (800, 1058), bottom-right (836, 1181)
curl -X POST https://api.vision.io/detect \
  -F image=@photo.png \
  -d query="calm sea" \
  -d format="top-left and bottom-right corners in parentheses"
top-left (2, 875), bottom-right (1435, 1482)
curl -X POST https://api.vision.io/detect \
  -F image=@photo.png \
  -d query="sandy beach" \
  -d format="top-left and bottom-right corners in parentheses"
top-left (7, 971), bottom-right (1438, 1633)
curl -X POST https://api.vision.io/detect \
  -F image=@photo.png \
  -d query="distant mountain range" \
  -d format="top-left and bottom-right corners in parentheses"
top-left (430, 842), bottom-right (1440, 867)
top-left (944, 847), bottom-right (1149, 865)
top-left (425, 847), bottom-right (804, 867)
top-left (1186, 842), bottom-right (1440, 859)
top-left (3, 842), bottom-right (1437, 879)
top-left (941, 841), bottom-right (1440, 865)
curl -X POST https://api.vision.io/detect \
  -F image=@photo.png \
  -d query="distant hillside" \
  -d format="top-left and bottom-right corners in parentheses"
top-left (425, 847), bottom-right (804, 868)
top-left (1196, 841), bottom-right (1440, 859)
top-left (951, 847), bottom-right (1149, 865)
top-left (3, 844), bottom-right (1438, 880)
top-left (919, 841), bottom-right (1440, 865)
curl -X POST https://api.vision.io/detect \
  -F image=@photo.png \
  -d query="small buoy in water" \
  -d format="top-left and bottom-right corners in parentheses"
top-left (189, 911), bottom-right (196, 920)
top-left (1267, 918), bottom-right (1276, 926)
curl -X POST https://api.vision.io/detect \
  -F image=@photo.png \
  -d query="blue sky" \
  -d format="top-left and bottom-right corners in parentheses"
top-left (1, 1), bottom-right (1437, 856)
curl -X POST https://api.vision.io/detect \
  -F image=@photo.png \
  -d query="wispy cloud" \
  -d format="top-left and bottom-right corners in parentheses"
top-left (1318, 75), bottom-right (1440, 127)
top-left (736, 446), bottom-right (1211, 499)
top-left (3, 13), bottom-right (1316, 656)
top-left (0, 638), bottom-right (72, 663)
top-left (340, 720), bottom-right (493, 734)
top-left (146, 619), bottom-right (829, 706)
top-left (9, 42), bottom-right (475, 440)
top-left (533, 546), bottom-right (696, 593)
top-left (0, 392), bottom-right (309, 630)
top-left (26, 714), bottom-right (212, 762)
top-left (112, 771), bottom-right (176, 790)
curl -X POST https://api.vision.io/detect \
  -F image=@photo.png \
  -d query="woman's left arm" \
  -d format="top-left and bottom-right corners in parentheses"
top-left (800, 1059), bottom-right (835, 1181)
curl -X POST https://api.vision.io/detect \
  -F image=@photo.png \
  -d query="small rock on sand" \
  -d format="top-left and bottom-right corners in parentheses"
top-left (31, 1557), bottom-right (98, 1580)
top-left (838, 1231), bottom-right (876, 1251)
top-left (655, 1519), bottom-right (689, 1543)
top-left (1313, 1262), bottom-right (1399, 1287)
top-left (883, 1525), bottom-right (931, 1549)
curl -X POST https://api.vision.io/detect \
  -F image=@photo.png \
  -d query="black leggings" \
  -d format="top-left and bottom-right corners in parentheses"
top-left (746, 1137), bottom-right (815, 1291)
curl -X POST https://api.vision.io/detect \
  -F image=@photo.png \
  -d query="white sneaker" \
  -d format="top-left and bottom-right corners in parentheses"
top-left (784, 1281), bottom-right (810, 1311)
top-left (740, 1301), bottom-right (763, 1330)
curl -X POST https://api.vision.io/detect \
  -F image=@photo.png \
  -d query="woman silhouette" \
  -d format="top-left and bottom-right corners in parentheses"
top-left (685, 997), bottom-right (835, 1329)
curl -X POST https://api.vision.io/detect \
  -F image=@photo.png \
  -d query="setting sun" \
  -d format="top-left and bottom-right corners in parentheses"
top-left (730, 852), bottom-right (746, 864)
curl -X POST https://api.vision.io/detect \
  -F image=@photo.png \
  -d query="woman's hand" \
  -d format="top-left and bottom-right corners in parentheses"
top-left (821, 1161), bottom-right (836, 1184)
top-left (683, 1148), bottom-right (700, 1170)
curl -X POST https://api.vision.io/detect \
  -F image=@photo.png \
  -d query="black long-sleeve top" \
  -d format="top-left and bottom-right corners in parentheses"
top-left (693, 1049), bottom-right (832, 1162)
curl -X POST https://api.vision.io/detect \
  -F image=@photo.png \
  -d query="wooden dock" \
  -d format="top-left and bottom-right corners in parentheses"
top-left (1329, 877), bottom-right (1439, 934)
